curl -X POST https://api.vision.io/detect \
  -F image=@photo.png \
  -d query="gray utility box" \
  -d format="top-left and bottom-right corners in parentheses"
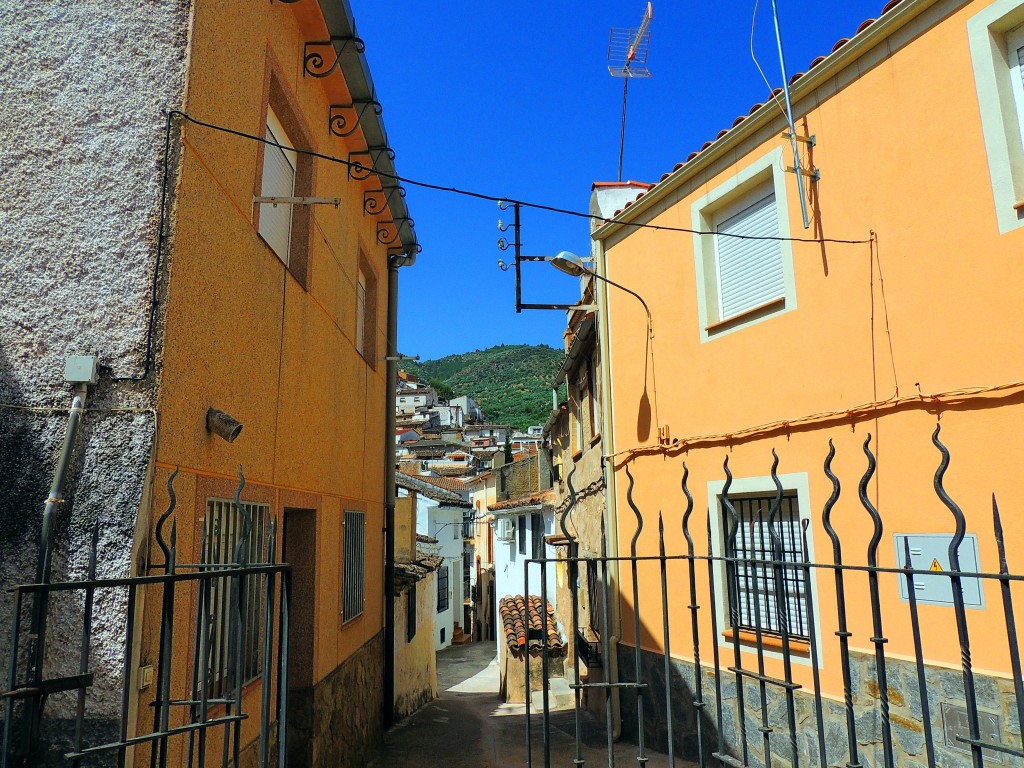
top-left (893, 534), bottom-right (984, 609)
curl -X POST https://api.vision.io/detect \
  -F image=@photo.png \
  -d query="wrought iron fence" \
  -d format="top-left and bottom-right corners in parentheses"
top-left (1, 468), bottom-right (290, 768)
top-left (523, 426), bottom-right (1024, 768)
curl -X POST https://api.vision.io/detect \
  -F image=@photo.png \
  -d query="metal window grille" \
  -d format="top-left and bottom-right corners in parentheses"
top-left (437, 566), bottom-right (450, 613)
top-left (203, 499), bottom-right (269, 697)
top-left (343, 510), bottom-right (366, 621)
top-left (725, 493), bottom-right (809, 640)
top-left (531, 513), bottom-right (545, 559)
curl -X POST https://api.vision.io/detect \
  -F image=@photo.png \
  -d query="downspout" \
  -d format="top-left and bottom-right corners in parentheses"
top-left (593, 241), bottom-right (623, 739)
top-left (383, 250), bottom-right (413, 728)
top-left (25, 386), bottom-right (88, 746)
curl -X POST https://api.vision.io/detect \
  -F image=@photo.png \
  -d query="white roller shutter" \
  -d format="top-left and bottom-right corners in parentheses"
top-left (1010, 25), bottom-right (1024, 154)
top-left (714, 191), bottom-right (784, 321)
top-left (258, 107), bottom-right (297, 265)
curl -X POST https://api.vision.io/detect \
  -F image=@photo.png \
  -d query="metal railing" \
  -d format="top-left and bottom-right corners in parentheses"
top-left (2, 467), bottom-right (290, 768)
top-left (523, 426), bottom-right (1024, 768)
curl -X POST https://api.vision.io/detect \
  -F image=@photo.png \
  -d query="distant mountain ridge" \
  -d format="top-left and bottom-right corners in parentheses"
top-left (400, 344), bottom-right (563, 431)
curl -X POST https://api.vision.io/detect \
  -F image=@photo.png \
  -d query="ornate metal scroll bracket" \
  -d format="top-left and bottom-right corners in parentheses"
top-left (363, 185), bottom-right (406, 216)
top-left (348, 146), bottom-right (396, 181)
top-left (329, 99), bottom-right (383, 138)
top-left (303, 36), bottom-right (365, 78)
top-left (376, 220), bottom-right (398, 245)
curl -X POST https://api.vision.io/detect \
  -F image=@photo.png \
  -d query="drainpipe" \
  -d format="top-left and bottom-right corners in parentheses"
top-left (24, 385), bottom-right (88, 749)
top-left (384, 250), bottom-right (414, 728)
top-left (593, 240), bottom-right (623, 739)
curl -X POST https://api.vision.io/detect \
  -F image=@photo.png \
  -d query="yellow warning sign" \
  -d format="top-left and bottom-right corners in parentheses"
top-left (930, 559), bottom-right (943, 572)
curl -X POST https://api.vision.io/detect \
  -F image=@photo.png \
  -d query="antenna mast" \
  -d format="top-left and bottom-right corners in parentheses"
top-left (608, 2), bottom-right (653, 182)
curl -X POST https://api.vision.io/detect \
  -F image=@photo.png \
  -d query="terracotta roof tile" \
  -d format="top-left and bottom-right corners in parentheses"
top-left (498, 595), bottom-right (563, 652)
top-left (415, 475), bottom-right (468, 492)
top-left (488, 489), bottom-right (557, 512)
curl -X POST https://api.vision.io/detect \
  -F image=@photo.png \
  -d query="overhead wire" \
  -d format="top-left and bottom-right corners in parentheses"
top-left (171, 110), bottom-right (870, 246)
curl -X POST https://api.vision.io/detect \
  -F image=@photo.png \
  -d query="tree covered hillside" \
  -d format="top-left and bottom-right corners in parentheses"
top-left (401, 344), bottom-right (563, 430)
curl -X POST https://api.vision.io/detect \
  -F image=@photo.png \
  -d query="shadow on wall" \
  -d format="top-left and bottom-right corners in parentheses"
top-left (0, 348), bottom-right (139, 765)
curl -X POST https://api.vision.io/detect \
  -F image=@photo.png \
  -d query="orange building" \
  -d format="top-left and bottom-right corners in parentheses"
top-left (582, 1), bottom-right (1024, 765)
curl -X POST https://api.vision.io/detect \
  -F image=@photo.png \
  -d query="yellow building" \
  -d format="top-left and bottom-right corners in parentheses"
top-left (581, 1), bottom-right (1024, 765)
top-left (138, 2), bottom-right (416, 766)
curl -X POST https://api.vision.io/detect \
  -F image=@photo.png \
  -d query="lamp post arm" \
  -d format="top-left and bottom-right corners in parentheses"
top-left (579, 266), bottom-right (652, 334)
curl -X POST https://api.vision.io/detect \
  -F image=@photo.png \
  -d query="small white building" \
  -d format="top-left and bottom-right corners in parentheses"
top-left (450, 395), bottom-right (483, 422)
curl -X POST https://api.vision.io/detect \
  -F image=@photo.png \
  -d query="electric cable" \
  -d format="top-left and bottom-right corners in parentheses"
top-left (171, 110), bottom-right (870, 246)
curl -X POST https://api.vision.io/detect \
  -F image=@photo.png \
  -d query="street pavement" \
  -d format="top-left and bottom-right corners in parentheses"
top-left (368, 642), bottom-right (682, 767)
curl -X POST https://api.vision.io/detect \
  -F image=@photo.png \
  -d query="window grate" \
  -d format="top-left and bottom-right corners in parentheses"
top-left (203, 499), bottom-right (269, 699)
top-left (343, 510), bottom-right (366, 622)
top-left (724, 493), bottom-right (809, 640)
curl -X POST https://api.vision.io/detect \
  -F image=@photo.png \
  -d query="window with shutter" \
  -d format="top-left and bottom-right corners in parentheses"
top-left (714, 190), bottom-right (784, 321)
top-left (259, 107), bottom-right (297, 265)
top-left (1009, 24), bottom-right (1024, 154)
top-left (691, 149), bottom-right (796, 340)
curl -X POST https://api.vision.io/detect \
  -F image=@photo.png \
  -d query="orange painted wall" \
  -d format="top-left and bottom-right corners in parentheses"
top-left (597, 0), bottom-right (1024, 701)
top-left (135, 0), bottom-right (396, 762)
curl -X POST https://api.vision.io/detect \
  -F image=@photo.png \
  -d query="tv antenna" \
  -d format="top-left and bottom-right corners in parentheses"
top-left (608, 2), bottom-right (653, 182)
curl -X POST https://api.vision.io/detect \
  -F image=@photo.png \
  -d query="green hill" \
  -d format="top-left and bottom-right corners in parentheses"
top-left (400, 344), bottom-right (563, 430)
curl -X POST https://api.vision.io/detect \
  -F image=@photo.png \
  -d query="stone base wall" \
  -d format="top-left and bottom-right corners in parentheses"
top-left (288, 632), bottom-right (384, 768)
top-left (500, 648), bottom-right (566, 704)
top-left (618, 644), bottom-right (1023, 768)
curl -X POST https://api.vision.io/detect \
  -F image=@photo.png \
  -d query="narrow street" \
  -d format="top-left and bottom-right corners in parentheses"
top-left (370, 643), bottom-right (679, 768)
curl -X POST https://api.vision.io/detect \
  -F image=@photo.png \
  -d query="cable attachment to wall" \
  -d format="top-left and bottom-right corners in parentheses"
top-left (303, 36), bottom-right (365, 78)
top-left (329, 98), bottom-right (383, 137)
top-left (782, 130), bottom-right (821, 182)
top-left (363, 184), bottom-right (406, 216)
top-left (348, 146), bottom-right (396, 181)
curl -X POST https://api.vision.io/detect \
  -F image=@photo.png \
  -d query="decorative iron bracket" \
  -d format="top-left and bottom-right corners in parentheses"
top-left (303, 36), bottom-right (365, 78)
top-left (329, 99), bottom-right (383, 138)
top-left (348, 146), bottom-right (396, 181)
top-left (376, 220), bottom-right (399, 245)
top-left (363, 185), bottom-right (406, 216)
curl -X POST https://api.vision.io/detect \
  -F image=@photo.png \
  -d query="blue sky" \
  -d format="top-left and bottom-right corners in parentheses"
top-left (355, 1), bottom-right (883, 361)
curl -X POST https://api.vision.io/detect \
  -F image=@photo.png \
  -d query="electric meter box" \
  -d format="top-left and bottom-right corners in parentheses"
top-left (894, 534), bottom-right (983, 609)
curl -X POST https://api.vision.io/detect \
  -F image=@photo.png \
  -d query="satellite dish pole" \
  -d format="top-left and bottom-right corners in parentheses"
top-left (608, 2), bottom-right (653, 182)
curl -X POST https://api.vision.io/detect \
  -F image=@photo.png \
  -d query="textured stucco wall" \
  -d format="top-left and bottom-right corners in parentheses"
top-left (0, 0), bottom-right (192, 752)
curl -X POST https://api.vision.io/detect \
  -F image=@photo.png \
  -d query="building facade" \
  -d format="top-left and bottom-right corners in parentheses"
top-left (586, 0), bottom-right (1024, 764)
top-left (1, 1), bottom-right (417, 765)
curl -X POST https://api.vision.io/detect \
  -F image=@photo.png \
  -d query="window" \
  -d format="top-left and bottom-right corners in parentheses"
top-left (203, 499), bottom-right (269, 696)
top-left (258, 107), bottom-right (296, 264)
top-left (437, 566), bottom-right (450, 613)
top-left (714, 187), bottom-right (784, 320)
top-left (254, 67), bottom-right (314, 285)
top-left (343, 510), bottom-right (365, 622)
top-left (531, 513), bottom-right (545, 560)
top-left (407, 581), bottom-right (417, 642)
top-left (692, 149), bottom-right (796, 341)
top-left (518, 515), bottom-right (527, 555)
top-left (968, 2), bottom-right (1024, 233)
top-left (724, 493), bottom-right (809, 640)
top-left (355, 257), bottom-right (377, 365)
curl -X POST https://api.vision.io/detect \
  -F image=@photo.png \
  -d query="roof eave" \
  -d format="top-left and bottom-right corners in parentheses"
top-left (316, 0), bottom-right (418, 261)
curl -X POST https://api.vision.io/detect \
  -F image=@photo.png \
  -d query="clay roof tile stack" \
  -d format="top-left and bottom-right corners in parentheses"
top-left (498, 595), bottom-right (563, 652)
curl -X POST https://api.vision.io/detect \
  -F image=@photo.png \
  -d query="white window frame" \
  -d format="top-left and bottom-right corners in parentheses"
top-left (707, 471), bottom-right (822, 665)
top-left (258, 107), bottom-right (297, 264)
top-left (691, 148), bottom-right (796, 343)
top-left (968, 0), bottom-right (1024, 234)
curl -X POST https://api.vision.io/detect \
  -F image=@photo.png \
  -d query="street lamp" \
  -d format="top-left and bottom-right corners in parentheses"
top-left (547, 251), bottom-right (661, 443)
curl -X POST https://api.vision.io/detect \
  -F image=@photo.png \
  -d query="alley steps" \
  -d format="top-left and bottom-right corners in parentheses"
top-left (451, 623), bottom-right (473, 646)
top-left (529, 676), bottom-right (574, 712)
